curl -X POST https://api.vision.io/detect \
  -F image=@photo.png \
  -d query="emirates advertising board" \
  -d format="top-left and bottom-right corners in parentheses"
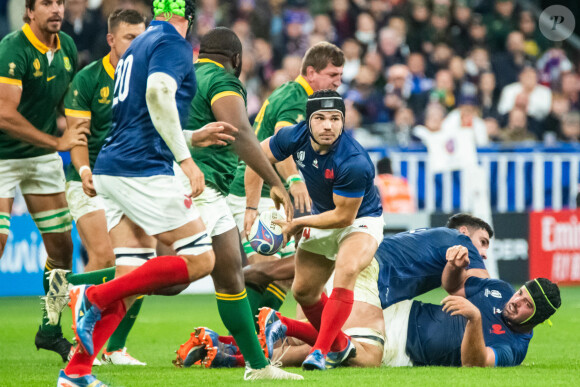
top-left (529, 209), bottom-right (580, 285)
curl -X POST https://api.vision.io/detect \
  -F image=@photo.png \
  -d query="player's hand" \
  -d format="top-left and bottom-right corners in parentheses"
top-left (270, 185), bottom-right (294, 222)
top-left (80, 169), bottom-right (97, 197)
top-left (446, 245), bottom-right (470, 269)
top-left (56, 127), bottom-right (90, 151)
top-left (191, 121), bottom-right (237, 147)
top-left (288, 181), bottom-right (311, 214)
top-left (243, 208), bottom-right (259, 240)
top-left (180, 158), bottom-right (205, 198)
top-left (441, 295), bottom-right (481, 321)
top-left (273, 218), bottom-right (303, 246)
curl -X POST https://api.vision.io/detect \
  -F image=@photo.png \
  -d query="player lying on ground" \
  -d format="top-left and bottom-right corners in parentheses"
top-left (175, 213), bottom-right (494, 368)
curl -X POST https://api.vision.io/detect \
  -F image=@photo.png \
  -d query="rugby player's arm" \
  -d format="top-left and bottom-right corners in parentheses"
top-left (441, 295), bottom-right (495, 367)
top-left (289, 193), bottom-right (362, 230)
top-left (0, 83), bottom-right (87, 151)
top-left (442, 249), bottom-right (489, 297)
top-left (272, 122), bottom-right (311, 213)
top-left (66, 116), bottom-right (91, 172)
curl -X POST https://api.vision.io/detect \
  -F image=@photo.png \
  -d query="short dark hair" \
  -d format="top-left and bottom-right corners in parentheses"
top-left (23, 0), bottom-right (38, 23)
top-left (199, 27), bottom-right (242, 58)
top-left (377, 157), bottom-right (392, 175)
top-left (108, 8), bottom-right (146, 33)
top-left (446, 213), bottom-right (494, 239)
top-left (301, 42), bottom-right (345, 76)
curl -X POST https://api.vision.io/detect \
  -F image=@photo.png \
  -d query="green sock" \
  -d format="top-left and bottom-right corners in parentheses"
top-left (246, 284), bottom-right (264, 319)
top-left (260, 283), bottom-right (286, 312)
top-left (40, 264), bottom-right (61, 335)
top-left (106, 296), bottom-right (144, 352)
top-left (216, 290), bottom-right (268, 369)
top-left (66, 267), bottom-right (116, 285)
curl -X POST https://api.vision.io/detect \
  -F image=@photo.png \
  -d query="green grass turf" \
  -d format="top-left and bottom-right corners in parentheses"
top-left (1, 287), bottom-right (579, 386)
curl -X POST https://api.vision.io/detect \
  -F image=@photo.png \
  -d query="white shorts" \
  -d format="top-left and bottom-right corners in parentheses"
top-left (353, 258), bottom-right (381, 308)
top-left (298, 215), bottom-right (384, 260)
top-left (65, 181), bottom-right (105, 222)
top-left (0, 153), bottom-right (65, 198)
top-left (193, 185), bottom-right (237, 237)
top-left (93, 174), bottom-right (200, 235)
top-left (382, 300), bottom-right (414, 367)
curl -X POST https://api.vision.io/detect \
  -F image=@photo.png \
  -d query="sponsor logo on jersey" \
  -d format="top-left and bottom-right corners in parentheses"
top-left (485, 289), bottom-right (502, 298)
top-left (98, 86), bottom-right (111, 104)
top-left (33, 59), bottom-right (42, 77)
top-left (47, 75), bottom-right (56, 82)
top-left (493, 307), bottom-right (502, 314)
top-left (296, 151), bottom-right (305, 168)
top-left (490, 324), bottom-right (506, 335)
top-left (183, 195), bottom-right (192, 209)
top-left (313, 159), bottom-right (318, 169)
top-left (63, 57), bottom-right (72, 72)
top-left (8, 62), bottom-right (15, 76)
top-left (324, 169), bottom-right (334, 179)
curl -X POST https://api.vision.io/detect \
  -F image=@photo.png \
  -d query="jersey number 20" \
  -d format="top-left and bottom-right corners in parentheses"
top-left (113, 55), bottom-right (133, 106)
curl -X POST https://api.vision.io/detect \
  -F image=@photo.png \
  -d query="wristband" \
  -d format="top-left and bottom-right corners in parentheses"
top-left (286, 174), bottom-right (302, 186)
top-left (246, 207), bottom-right (258, 211)
top-left (78, 165), bottom-right (91, 177)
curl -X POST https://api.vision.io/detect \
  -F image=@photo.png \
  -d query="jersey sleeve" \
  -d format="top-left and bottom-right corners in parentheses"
top-left (64, 70), bottom-right (93, 119)
top-left (149, 38), bottom-right (193, 85)
top-left (333, 155), bottom-right (371, 198)
top-left (456, 234), bottom-right (486, 270)
top-left (490, 344), bottom-right (520, 367)
top-left (208, 75), bottom-right (246, 106)
top-left (269, 123), bottom-right (303, 161)
top-left (0, 40), bottom-right (26, 87)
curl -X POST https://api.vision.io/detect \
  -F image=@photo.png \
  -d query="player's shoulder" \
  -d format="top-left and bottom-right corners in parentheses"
top-left (0, 29), bottom-right (27, 57)
top-left (334, 132), bottom-right (373, 166)
top-left (270, 80), bottom-right (307, 103)
top-left (0, 29), bottom-right (24, 47)
top-left (466, 276), bottom-right (515, 297)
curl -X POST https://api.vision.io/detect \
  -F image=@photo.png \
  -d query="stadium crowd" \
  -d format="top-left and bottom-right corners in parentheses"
top-left (2, 0), bottom-right (579, 147)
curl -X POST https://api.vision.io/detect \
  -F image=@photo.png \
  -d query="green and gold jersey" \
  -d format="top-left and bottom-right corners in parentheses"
top-left (0, 24), bottom-right (77, 159)
top-left (187, 58), bottom-right (247, 196)
top-left (64, 54), bottom-right (115, 182)
top-left (229, 75), bottom-right (313, 198)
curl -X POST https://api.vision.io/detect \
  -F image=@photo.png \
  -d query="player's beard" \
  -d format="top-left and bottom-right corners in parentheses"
top-left (44, 17), bottom-right (62, 34)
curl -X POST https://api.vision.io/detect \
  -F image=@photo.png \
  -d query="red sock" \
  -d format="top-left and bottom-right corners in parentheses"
top-left (312, 288), bottom-right (353, 355)
top-left (218, 335), bottom-right (237, 346)
top-left (301, 292), bottom-right (328, 330)
top-left (87, 256), bottom-right (189, 310)
top-left (233, 354), bottom-right (245, 367)
top-left (65, 301), bottom-right (126, 376)
top-left (278, 314), bottom-right (319, 346)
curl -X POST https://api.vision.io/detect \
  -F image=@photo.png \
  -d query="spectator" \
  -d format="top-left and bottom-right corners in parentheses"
top-left (354, 12), bottom-right (377, 52)
top-left (253, 38), bottom-right (275, 86)
top-left (61, 0), bottom-right (107, 67)
top-left (561, 72), bottom-right (580, 111)
top-left (407, 0), bottom-right (431, 53)
top-left (536, 49), bottom-right (574, 89)
top-left (330, 0), bottom-right (356, 44)
top-left (465, 46), bottom-right (491, 82)
top-left (478, 71), bottom-right (499, 119)
top-left (558, 112), bottom-right (580, 142)
top-left (498, 66), bottom-right (552, 121)
top-left (407, 52), bottom-right (433, 95)
top-left (341, 38), bottom-right (362, 87)
top-left (468, 12), bottom-right (488, 47)
top-left (543, 93), bottom-right (572, 139)
top-left (450, 0), bottom-right (472, 56)
top-left (312, 13), bottom-right (336, 43)
top-left (281, 55), bottom-right (302, 80)
top-left (375, 157), bottom-right (416, 214)
top-left (443, 94), bottom-right (489, 147)
top-left (428, 42), bottom-right (454, 75)
top-left (518, 9), bottom-right (549, 58)
top-left (500, 108), bottom-right (536, 142)
top-left (449, 56), bottom-right (470, 93)
top-left (384, 64), bottom-right (412, 117)
top-left (282, 9), bottom-right (309, 57)
top-left (383, 107), bottom-right (416, 147)
top-left (378, 27), bottom-right (406, 68)
top-left (345, 65), bottom-right (389, 125)
top-left (492, 30), bottom-right (529, 91)
top-left (429, 69), bottom-right (456, 111)
top-left (484, 0), bottom-right (516, 52)
top-left (485, 117), bottom-right (502, 142)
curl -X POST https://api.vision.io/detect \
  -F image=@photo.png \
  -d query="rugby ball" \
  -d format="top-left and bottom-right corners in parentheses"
top-left (249, 211), bottom-right (285, 256)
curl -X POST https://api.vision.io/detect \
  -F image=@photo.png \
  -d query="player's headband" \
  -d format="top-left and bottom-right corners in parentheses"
top-left (520, 278), bottom-right (560, 327)
top-left (306, 91), bottom-right (345, 145)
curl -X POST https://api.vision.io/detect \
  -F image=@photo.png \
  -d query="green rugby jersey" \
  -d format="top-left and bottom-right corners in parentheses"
top-left (64, 54), bottom-right (115, 182)
top-left (187, 58), bottom-right (247, 196)
top-left (0, 23), bottom-right (77, 159)
top-left (228, 75), bottom-right (313, 198)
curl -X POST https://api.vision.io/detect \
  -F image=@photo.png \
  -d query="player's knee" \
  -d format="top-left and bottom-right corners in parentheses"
top-left (186, 250), bottom-right (215, 280)
top-left (292, 284), bottom-right (319, 306)
top-left (88, 247), bottom-right (115, 268)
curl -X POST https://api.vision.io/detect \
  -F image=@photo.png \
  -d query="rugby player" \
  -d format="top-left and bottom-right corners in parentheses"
top-left (47, 9), bottom-right (147, 366)
top-left (249, 90), bottom-right (384, 370)
top-left (57, 1), bottom-right (235, 385)
top-left (172, 27), bottom-right (301, 380)
top-left (227, 42), bottom-right (344, 317)
top-left (0, 0), bottom-right (87, 361)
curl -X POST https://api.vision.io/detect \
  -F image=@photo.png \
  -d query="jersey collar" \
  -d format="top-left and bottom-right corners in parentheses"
top-left (102, 54), bottom-right (115, 79)
top-left (295, 75), bottom-right (313, 96)
top-left (195, 58), bottom-right (224, 68)
top-left (22, 23), bottom-right (61, 54)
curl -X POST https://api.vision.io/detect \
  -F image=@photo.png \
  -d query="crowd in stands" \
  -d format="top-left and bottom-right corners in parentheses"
top-left (2, 0), bottom-right (579, 147)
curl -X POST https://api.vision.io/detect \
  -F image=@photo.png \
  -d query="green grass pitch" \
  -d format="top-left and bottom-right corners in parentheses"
top-left (1, 287), bottom-right (579, 386)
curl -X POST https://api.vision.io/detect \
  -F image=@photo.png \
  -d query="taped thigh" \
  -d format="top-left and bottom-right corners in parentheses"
top-left (114, 247), bottom-right (156, 267)
top-left (173, 231), bottom-right (213, 256)
top-left (344, 327), bottom-right (385, 349)
top-left (31, 207), bottom-right (73, 234)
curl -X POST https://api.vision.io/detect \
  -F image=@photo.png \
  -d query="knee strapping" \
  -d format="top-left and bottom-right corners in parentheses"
top-left (0, 212), bottom-right (10, 235)
top-left (114, 247), bottom-right (156, 267)
top-left (343, 327), bottom-right (385, 349)
top-left (31, 208), bottom-right (73, 234)
top-left (173, 231), bottom-right (212, 256)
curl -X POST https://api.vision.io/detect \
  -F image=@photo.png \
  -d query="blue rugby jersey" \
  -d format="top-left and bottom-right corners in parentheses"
top-left (94, 21), bottom-right (196, 177)
top-left (269, 122), bottom-right (382, 218)
top-left (376, 227), bottom-right (486, 309)
top-left (405, 277), bottom-right (532, 367)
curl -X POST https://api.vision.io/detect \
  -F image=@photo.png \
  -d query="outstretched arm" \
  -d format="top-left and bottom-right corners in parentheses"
top-left (442, 245), bottom-right (489, 297)
top-left (243, 256), bottom-right (295, 287)
top-left (441, 295), bottom-right (495, 367)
